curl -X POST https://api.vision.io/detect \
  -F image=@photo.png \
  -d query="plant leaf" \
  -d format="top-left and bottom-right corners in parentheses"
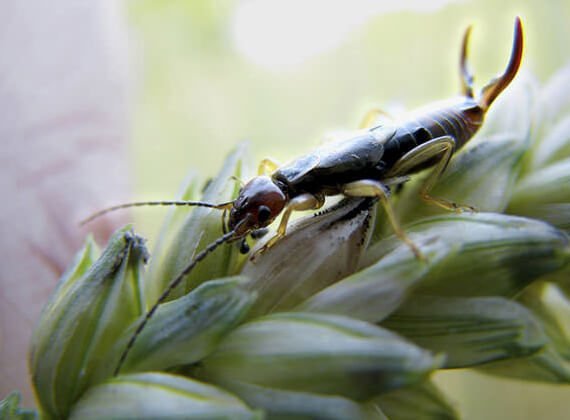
top-left (68, 373), bottom-right (262, 420)
top-left (242, 198), bottom-right (376, 318)
top-left (367, 380), bottom-right (459, 420)
top-left (477, 345), bottom-right (570, 384)
top-left (518, 282), bottom-right (570, 361)
top-left (393, 136), bottom-right (526, 227)
top-left (212, 380), bottom-right (384, 420)
top-left (295, 238), bottom-right (451, 322)
top-left (0, 392), bottom-right (38, 420)
top-left (144, 170), bottom-right (201, 303)
top-left (107, 276), bottom-right (256, 377)
top-left (530, 115), bottom-right (570, 170)
top-left (29, 227), bottom-right (148, 419)
top-left (146, 142), bottom-right (253, 301)
top-left (195, 312), bottom-right (444, 400)
top-left (507, 157), bottom-right (570, 232)
top-left (366, 213), bottom-right (570, 297)
top-left (382, 296), bottom-right (547, 368)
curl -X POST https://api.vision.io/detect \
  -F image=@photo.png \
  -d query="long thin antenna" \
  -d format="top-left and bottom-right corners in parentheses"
top-left (114, 228), bottom-right (239, 376)
top-left (80, 200), bottom-right (233, 226)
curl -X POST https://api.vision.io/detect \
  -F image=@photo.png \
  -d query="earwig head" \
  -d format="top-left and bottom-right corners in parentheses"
top-left (228, 176), bottom-right (287, 235)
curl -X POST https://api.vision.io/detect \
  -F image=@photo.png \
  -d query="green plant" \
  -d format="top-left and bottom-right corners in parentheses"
top-left (12, 66), bottom-right (570, 419)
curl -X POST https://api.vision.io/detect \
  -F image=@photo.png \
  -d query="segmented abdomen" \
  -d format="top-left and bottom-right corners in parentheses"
top-left (382, 99), bottom-right (484, 169)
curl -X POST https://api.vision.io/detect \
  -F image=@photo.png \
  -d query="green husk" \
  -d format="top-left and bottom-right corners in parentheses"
top-left (194, 312), bottom-right (444, 400)
top-left (295, 238), bottom-right (450, 322)
top-left (22, 62), bottom-right (570, 419)
top-left (210, 381), bottom-right (383, 420)
top-left (382, 296), bottom-right (547, 368)
top-left (241, 197), bottom-right (376, 318)
top-left (146, 143), bottom-right (253, 302)
top-left (366, 213), bottom-right (570, 297)
top-left (105, 277), bottom-right (256, 377)
top-left (0, 392), bottom-right (38, 420)
top-left (29, 227), bottom-right (148, 419)
top-left (68, 373), bottom-right (262, 420)
top-left (367, 380), bottom-right (459, 420)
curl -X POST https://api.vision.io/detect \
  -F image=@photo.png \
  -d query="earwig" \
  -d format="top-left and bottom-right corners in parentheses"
top-left (81, 18), bottom-right (524, 376)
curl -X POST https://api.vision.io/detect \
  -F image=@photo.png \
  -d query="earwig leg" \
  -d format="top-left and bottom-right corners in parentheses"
top-left (342, 180), bottom-right (423, 260)
top-left (386, 136), bottom-right (476, 213)
top-left (229, 175), bottom-right (245, 186)
top-left (385, 136), bottom-right (455, 177)
top-left (221, 209), bottom-right (228, 234)
top-left (251, 192), bottom-right (325, 259)
top-left (359, 108), bottom-right (394, 129)
top-left (258, 158), bottom-right (281, 175)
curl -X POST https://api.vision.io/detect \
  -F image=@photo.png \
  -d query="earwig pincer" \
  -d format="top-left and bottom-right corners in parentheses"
top-left (81, 18), bottom-right (524, 376)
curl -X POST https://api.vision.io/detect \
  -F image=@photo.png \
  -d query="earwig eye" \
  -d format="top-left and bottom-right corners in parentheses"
top-left (258, 205), bottom-right (271, 224)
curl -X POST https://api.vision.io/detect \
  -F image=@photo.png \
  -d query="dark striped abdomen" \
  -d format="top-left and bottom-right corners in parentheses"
top-left (381, 98), bottom-right (484, 170)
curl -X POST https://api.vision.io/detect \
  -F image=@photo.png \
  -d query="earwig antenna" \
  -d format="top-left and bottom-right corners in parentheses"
top-left (114, 227), bottom-right (241, 377)
top-left (80, 200), bottom-right (234, 226)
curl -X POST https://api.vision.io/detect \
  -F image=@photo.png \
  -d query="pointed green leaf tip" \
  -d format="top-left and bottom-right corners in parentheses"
top-left (68, 373), bottom-right (262, 420)
top-left (367, 380), bottom-right (459, 420)
top-left (29, 226), bottom-right (149, 419)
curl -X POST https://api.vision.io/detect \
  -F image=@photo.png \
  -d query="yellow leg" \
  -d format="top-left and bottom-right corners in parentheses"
top-left (419, 144), bottom-right (476, 213)
top-left (359, 108), bottom-right (394, 129)
top-left (258, 158), bottom-right (281, 175)
top-left (342, 179), bottom-right (423, 260)
top-left (386, 135), bottom-right (476, 213)
top-left (252, 192), bottom-right (325, 258)
top-left (221, 209), bottom-right (228, 234)
top-left (229, 175), bottom-right (245, 186)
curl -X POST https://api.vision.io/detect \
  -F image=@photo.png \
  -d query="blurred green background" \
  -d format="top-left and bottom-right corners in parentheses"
top-left (127, 1), bottom-right (570, 418)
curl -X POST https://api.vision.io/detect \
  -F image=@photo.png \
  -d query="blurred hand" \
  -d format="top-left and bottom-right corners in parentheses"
top-left (0, 1), bottom-right (131, 406)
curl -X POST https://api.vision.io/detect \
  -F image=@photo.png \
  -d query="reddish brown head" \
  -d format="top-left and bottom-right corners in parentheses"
top-left (228, 176), bottom-right (287, 235)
